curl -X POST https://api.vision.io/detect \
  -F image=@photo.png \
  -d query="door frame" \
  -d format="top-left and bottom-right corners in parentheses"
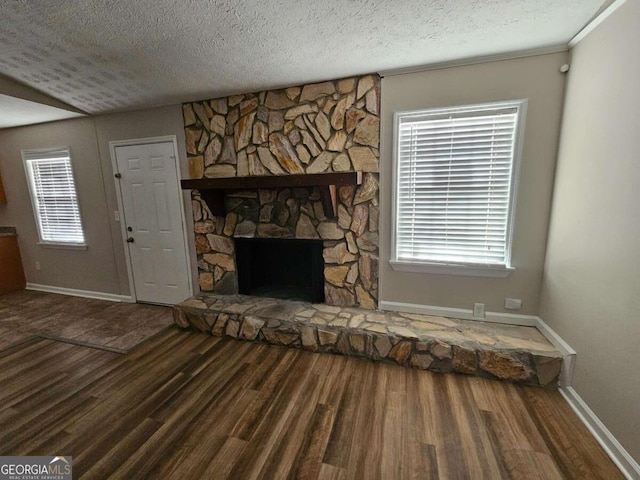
top-left (109, 135), bottom-right (194, 303)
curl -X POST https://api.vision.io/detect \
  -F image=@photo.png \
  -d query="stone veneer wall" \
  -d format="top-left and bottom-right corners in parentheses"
top-left (183, 75), bottom-right (381, 308)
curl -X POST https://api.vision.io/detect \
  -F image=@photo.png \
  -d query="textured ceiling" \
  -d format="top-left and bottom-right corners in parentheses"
top-left (1, 0), bottom-right (605, 115)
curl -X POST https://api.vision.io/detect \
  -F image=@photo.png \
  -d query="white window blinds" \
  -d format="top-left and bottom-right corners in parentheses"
top-left (394, 102), bottom-right (524, 267)
top-left (23, 148), bottom-right (86, 244)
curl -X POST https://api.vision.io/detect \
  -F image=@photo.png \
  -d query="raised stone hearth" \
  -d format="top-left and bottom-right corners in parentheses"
top-left (174, 294), bottom-right (563, 388)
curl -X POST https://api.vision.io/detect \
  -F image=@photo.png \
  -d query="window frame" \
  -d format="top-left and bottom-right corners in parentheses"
top-left (22, 146), bottom-right (88, 250)
top-left (390, 99), bottom-right (527, 277)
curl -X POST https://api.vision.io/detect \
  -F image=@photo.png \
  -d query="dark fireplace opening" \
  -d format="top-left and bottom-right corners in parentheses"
top-left (235, 238), bottom-right (325, 303)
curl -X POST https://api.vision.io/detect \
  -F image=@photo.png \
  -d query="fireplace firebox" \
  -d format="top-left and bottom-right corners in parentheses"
top-left (235, 238), bottom-right (325, 303)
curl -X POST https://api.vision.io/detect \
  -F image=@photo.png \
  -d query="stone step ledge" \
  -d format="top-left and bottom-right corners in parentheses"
top-left (173, 295), bottom-right (562, 388)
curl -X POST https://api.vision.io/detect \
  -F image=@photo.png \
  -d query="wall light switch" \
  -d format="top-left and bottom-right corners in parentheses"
top-left (114, 211), bottom-right (120, 222)
top-left (35, 261), bottom-right (41, 271)
top-left (505, 298), bottom-right (522, 310)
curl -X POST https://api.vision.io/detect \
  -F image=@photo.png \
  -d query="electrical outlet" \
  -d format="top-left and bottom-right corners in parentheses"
top-left (473, 302), bottom-right (485, 319)
top-left (35, 261), bottom-right (41, 271)
top-left (114, 211), bottom-right (120, 222)
top-left (505, 298), bottom-right (522, 310)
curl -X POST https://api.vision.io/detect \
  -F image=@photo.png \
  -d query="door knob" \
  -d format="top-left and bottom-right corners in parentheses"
top-left (126, 237), bottom-right (135, 243)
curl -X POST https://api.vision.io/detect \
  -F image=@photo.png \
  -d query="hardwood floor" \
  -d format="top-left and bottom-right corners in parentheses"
top-left (0, 327), bottom-right (622, 479)
top-left (0, 290), bottom-right (172, 352)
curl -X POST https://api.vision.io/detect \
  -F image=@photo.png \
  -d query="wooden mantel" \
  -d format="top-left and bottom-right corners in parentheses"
top-left (180, 171), bottom-right (363, 218)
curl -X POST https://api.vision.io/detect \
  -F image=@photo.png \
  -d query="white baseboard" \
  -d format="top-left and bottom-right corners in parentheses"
top-left (535, 316), bottom-right (576, 387)
top-left (26, 283), bottom-right (134, 303)
top-left (560, 386), bottom-right (640, 480)
top-left (378, 300), bottom-right (538, 326)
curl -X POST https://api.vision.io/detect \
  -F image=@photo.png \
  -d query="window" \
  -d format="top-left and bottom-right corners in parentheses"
top-left (23, 147), bottom-right (86, 247)
top-left (391, 100), bottom-right (526, 277)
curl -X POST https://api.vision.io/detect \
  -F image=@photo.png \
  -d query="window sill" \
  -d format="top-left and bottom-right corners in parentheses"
top-left (37, 242), bottom-right (88, 251)
top-left (390, 260), bottom-right (515, 278)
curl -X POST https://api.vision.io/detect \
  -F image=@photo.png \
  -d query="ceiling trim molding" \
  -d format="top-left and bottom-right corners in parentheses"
top-left (569, 0), bottom-right (628, 48)
top-left (378, 45), bottom-right (569, 77)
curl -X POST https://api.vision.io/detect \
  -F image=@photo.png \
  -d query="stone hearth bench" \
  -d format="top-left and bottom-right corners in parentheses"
top-left (173, 294), bottom-right (563, 388)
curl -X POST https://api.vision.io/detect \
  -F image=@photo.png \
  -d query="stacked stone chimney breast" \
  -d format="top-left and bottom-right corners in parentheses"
top-left (183, 74), bottom-right (380, 308)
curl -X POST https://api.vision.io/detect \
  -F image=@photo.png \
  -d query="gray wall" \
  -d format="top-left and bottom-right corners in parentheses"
top-left (379, 52), bottom-right (568, 315)
top-left (0, 105), bottom-right (194, 298)
top-left (539, 0), bottom-right (640, 462)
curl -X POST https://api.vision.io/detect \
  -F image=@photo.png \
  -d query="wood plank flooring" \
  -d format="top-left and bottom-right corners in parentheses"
top-left (0, 328), bottom-right (623, 479)
top-left (0, 290), bottom-right (172, 352)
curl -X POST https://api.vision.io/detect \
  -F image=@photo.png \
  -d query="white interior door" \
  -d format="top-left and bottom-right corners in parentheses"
top-left (114, 141), bottom-right (191, 305)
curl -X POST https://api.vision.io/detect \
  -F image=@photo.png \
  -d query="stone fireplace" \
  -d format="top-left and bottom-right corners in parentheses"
top-left (182, 74), bottom-right (380, 308)
top-left (176, 75), bottom-right (563, 388)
